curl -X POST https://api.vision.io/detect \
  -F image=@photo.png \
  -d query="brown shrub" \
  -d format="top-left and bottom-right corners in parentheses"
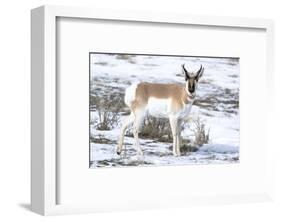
top-left (191, 117), bottom-right (210, 147)
top-left (91, 94), bottom-right (123, 130)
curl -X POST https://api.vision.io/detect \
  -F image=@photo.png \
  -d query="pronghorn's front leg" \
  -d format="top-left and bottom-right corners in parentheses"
top-left (169, 115), bottom-right (179, 156)
top-left (176, 119), bottom-right (182, 156)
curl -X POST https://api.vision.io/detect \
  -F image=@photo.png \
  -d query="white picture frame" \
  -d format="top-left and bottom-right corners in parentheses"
top-left (31, 5), bottom-right (274, 216)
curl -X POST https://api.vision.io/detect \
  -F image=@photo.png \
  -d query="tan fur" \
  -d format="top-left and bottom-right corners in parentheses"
top-left (131, 82), bottom-right (190, 113)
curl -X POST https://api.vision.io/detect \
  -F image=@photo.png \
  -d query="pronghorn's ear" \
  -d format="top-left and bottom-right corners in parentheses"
top-left (196, 65), bottom-right (204, 80)
top-left (182, 64), bottom-right (190, 81)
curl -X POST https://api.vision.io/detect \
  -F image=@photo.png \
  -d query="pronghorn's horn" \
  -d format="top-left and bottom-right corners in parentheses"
top-left (182, 64), bottom-right (189, 80)
top-left (182, 64), bottom-right (188, 74)
top-left (197, 65), bottom-right (203, 75)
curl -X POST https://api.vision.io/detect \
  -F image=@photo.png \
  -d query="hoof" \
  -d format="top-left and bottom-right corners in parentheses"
top-left (116, 151), bottom-right (121, 155)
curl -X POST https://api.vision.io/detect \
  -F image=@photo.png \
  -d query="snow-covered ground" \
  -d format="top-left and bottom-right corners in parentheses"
top-left (89, 53), bottom-right (239, 168)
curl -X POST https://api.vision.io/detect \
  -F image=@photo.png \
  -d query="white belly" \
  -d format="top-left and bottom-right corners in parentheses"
top-left (146, 97), bottom-right (193, 119)
top-left (146, 98), bottom-right (170, 118)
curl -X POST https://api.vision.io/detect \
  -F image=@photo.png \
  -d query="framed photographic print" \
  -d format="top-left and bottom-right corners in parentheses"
top-left (89, 53), bottom-right (239, 168)
top-left (31, 5), bottom-right (274, 215)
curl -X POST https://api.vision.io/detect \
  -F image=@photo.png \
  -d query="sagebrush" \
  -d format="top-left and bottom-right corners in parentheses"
top-left (91, 94), bottom-right (123, 130)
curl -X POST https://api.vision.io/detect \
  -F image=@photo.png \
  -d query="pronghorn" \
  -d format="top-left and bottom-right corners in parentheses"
top-left (117, 64), bottom-right (204, 156)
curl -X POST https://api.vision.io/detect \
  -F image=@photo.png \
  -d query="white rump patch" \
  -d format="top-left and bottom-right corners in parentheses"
top-left (124, 82), bottom-right (139, 107)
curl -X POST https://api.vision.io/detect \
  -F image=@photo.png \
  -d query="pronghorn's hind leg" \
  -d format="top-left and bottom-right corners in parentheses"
top-left (132, 110), bottom-right (145, 156)
top-left (117, 113), bottom-right (135, 155)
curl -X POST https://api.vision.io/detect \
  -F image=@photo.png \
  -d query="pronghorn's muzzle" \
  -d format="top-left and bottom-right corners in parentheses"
top-left (188, 92), bottom-right (196, 99)
top-left (189, 87), bottom-right (195, 93)
top-left (116, 150), bottom-right (121, 155)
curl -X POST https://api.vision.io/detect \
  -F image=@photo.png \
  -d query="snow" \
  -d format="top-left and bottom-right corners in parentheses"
top-left (89, 53), bottom-right (240, 168)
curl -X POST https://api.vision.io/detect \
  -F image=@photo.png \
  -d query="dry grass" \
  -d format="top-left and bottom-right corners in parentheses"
top-left (140, 115), bottom-right (172, 141)
top-left (115, 54), bottom-right (136, 64)
top-left (91, 94), bottom-right (123, 130)
top-left (190, 117), bottom-right (210, 147)
top-left (90, 134), bottom-right (116, 144)
top-left (125, 115), bottom-right (210, 148)
top-left (125, 115), bottom-right (174, 142)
